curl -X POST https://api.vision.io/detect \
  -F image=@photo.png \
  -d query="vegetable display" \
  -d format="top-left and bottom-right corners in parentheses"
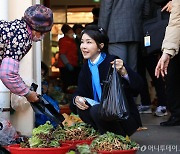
top-left (20, 121), bottom-right (60, 148)
top-left (20, 121), bottom-right (99, 148)
top-left (53, 122), bottom-right (99, 141)
top-left (19, 120), bottom-right (138, 153)
top-left (67, 132), bottom-right (138, 154)
top-left (90, 132), bottom-right (138, 151)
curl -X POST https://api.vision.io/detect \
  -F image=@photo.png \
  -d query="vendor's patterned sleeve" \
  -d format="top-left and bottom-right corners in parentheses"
top-left (0, 57), bottom-right (29, 96)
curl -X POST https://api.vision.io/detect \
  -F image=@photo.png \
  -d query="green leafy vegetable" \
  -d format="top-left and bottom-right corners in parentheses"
top-left (20, 121), bottom-right (60, 148)
top-left (54, 122), bottom-right (99, 141)
top-left (32, 121), bottom-right (53, 135)
top-left (90, 132), bottom-right (139, 151)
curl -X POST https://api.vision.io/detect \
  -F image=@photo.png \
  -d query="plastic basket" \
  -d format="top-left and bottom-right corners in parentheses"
top-left (8, 143), bottom-right (72, 154)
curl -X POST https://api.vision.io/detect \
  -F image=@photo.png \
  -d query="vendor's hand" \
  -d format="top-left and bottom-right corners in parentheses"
top-left (75, 96), bottom-right (89, 110)
top-left (25, 91), bottom-right (39, 103)
top-left (155, 53), bottom-right (171, 78)
top-left (111, 59), bottom-right (127, 76)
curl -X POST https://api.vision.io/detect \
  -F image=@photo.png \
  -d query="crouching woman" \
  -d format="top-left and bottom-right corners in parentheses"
top-left (70, 25), bottom-right (143, 136)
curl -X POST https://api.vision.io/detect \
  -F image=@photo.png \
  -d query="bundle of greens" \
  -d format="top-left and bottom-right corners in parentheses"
top-left (20, 121), bottom-right (60, 148)
top-left (90, 132), bottom-right (139, 151)
top-left (53, 122), bottom-right (99, 141)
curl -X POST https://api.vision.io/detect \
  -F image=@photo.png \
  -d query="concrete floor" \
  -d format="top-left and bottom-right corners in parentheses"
top-left (131, 114), bottom-right (180, 154)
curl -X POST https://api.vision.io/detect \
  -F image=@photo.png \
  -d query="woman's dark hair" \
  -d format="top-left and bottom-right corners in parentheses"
top-left (81, 25), bottom-right (109, 52)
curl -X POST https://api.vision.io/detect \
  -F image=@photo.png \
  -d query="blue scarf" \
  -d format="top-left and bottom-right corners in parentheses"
top-left (88, 52), bottom-right (106, 101)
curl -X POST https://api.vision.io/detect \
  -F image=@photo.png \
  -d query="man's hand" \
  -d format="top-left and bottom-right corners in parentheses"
top-left (161, 1), bottom-right (172, 13)
top-left (155, 53), bottom-right (171, 78)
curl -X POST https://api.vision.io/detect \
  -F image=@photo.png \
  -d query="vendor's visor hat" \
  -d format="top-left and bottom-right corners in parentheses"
top-left (23, 4), bottom-right (53, 32)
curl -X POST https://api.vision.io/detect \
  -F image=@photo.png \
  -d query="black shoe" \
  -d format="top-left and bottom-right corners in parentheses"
top-left (160, 116), bottom-right (180, 126)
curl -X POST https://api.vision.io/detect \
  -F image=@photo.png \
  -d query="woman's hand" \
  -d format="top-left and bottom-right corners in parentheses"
top-left (75, 96), bottom-right (89, 110)
top-left (25, 91), bottom-right (39, 103)
top-left (111, 59), bottom-right (128, 76)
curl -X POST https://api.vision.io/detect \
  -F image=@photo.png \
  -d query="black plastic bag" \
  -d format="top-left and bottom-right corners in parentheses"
top-left (99, 61), bottom-right (129, 121)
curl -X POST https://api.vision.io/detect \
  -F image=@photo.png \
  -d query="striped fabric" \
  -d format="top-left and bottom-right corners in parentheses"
top-left (0, 57), bottom-right (29, 96)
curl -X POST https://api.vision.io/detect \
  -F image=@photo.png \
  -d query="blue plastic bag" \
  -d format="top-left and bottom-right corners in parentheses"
top-left (35, 94), bottom-right (60, 127)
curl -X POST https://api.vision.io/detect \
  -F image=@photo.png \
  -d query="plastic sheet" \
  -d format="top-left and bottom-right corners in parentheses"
top-left (0, 118), bottom-right (18, 146)
top-left (11, 94), bottom-right (30, 111)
